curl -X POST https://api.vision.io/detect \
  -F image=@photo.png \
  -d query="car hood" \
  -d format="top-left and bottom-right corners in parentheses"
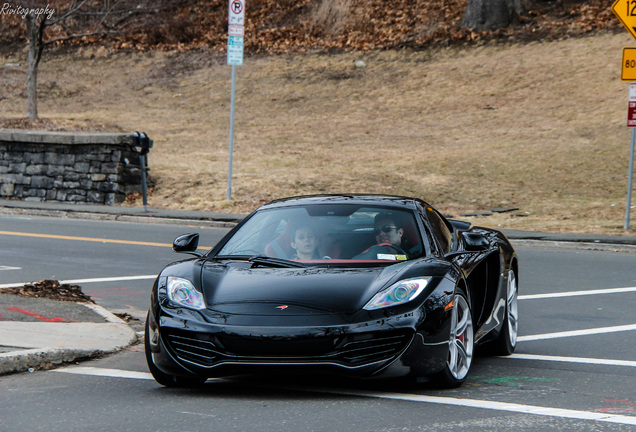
top-left (199, 260), bottom-right (413, 315)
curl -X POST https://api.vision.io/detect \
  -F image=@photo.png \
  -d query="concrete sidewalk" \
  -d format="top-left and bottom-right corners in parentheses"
top-left (1, 198), bottom-right (635, 376)
top-left (0, 294), bottom-right (138, 375)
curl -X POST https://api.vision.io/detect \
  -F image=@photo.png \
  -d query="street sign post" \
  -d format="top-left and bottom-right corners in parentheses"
top-left (226, 0), bottom-right (245, 200)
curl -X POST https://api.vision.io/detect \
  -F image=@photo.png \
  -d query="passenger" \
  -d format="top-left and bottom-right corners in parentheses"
top-left (290, 225), bottom-right (321, 260)
top-left (354, 213), bottom-right (408, 260)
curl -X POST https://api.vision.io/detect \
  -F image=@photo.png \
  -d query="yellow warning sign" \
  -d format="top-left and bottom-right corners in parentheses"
top-left (613, 0), bottom-right (636, 41)
top-left (622, 47), bottom-right (636, 80)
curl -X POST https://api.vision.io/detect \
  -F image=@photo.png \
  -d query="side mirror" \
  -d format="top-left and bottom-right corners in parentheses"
top-left (462, 232), bottom-right (489, 251)
top-left (173, 233), bottom-right (201, 256)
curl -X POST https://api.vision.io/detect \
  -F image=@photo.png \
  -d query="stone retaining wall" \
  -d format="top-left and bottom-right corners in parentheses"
top-left (0, 130), bottom-right (150, 205)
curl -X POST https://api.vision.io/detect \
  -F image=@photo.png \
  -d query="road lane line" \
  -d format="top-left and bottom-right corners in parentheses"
top-left (53, 366), bottom-right (154, 380)
top-left (507, 353), bottom-right (636, 368)
top-left (51, 366), bottom-right (636, 426)
top-left (333, 390), bottom-right (636, 426)
top-left (0, 230), bottom-right (172, 247)
top-left (519, 286), bottom-right (636, 300)
top-left (519, 324), bottom-right (636, 342)
top-left (0, 275), bottom-right (157, 289)
top-left (0, 266), bottom-right (21, 271)
top-left (60, 275), bottom-right (157, 284)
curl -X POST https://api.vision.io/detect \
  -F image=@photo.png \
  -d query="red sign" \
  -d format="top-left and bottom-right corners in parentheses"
top-left (228, 24), bottom-right (244, 36)
top-left (628, 102), bottom-right (636, 127)
top-left (629, 83), bottom-right (636, 127)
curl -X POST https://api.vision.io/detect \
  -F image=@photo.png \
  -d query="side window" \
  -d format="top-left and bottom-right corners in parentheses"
top-left (425, 208), bottom-right (452, 254)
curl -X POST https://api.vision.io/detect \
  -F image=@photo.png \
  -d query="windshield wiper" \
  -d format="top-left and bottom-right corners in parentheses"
top-left (210, 255), bottom-right (306, 268)
top-left (247, 256), bottom-right (306, 268)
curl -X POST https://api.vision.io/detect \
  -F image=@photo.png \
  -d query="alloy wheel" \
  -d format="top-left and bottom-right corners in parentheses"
top-left (447, 293), bottom-right (474, 381)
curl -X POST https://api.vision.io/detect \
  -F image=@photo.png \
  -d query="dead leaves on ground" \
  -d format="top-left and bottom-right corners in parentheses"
top-left (0, 0), bottom-right (623, 54)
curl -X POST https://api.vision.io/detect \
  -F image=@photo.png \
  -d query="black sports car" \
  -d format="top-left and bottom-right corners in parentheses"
top-left (145, 194), bottom-right (519, 388)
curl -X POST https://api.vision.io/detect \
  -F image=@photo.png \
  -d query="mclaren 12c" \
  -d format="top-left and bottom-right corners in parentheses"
top-left (145, 194), bottom-right (519, 388)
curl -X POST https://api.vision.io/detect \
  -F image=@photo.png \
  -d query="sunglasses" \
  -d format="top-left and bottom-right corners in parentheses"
top-left (374, 225), bottom-right (398, 235)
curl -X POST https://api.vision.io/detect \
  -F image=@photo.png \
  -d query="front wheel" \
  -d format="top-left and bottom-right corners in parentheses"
top-left (433, 292), bottom-right (474, 388)
top-left (488, 269), bottom-right (519, 356)
top-left (144, 316), bottom-right (207, 387)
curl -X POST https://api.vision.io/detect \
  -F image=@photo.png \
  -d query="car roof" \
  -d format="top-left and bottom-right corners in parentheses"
top-left (258, 194), bottom-right (431, 210)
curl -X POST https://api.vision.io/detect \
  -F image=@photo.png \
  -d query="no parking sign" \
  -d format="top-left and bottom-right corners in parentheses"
top-left (227, 0), bottom-right (245, 66)
top-left (229, 0), bottom-right (245, 25)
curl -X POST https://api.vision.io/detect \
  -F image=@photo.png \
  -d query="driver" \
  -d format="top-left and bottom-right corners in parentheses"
top-left (354, 213), bottom-right (408, 260)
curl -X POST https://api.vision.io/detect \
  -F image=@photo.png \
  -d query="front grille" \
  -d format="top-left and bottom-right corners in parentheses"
top-left (164, 332), bottom-right (221, 367)
top-left (340, 334), bottom-right (410, 364)
top-left (163, 328), bottom-right (412, 368)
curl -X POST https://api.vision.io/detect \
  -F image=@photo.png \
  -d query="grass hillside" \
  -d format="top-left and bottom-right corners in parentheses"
top-left (0, 1), bottom-right (634, 235)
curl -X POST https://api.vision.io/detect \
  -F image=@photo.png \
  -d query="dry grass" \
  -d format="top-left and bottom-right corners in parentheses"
top-left (0, 32), bottom-right (635, 235)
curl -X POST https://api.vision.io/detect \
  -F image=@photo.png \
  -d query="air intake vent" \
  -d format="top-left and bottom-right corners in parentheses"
top-left (163, 328), bottom-right (412, 368)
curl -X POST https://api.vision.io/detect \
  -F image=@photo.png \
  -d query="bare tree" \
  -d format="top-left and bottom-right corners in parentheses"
top-left (462, 0), bottom-right (526, 31)
top-left (16, 0), bottom-right (155, 119)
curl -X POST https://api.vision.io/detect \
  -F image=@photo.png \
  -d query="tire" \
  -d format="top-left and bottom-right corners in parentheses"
top-left (488, 268), bottom-right (519, 356)
top-left (144, 316), bottom-right (207, 388)
top-left (433, 291), bottom-right (474, 388)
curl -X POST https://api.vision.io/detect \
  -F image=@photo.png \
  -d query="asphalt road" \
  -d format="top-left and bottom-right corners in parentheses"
top-left (0, 214), bottom-right (229, 316)
top-left (1, 214), bottom-right (636, 431)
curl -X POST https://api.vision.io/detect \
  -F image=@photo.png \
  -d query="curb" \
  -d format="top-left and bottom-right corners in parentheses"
top-left (0, 199), bottom-right (245, 226)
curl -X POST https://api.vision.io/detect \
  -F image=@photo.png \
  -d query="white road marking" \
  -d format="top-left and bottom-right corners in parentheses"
top-left (59, 275), bottom-right (157, 284)
top-left (519, 323), bottom-right (636, 342)
top-left (519, 286), bottom-right (636, 300)
top-left (507, 353), bottom-right (636, 368)
top-left (329, 389), bottom-right (636, 426)
top-left (0, 275), bottom-right (156, 289)
top-left (0, 266), bottom-right (21, 271)
top-left (53, 366), bottom-right (154, 380)
top-left (52, 366), bottom-right (636, 426)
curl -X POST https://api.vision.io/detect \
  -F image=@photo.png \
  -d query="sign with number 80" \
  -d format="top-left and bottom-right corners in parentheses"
top-left (623, 48), bottom-right (636, 81)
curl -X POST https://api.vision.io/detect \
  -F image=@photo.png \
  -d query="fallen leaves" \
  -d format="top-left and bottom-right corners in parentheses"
top-left (1, 280), bottom-right (94, 303)
top-left (0, 0), bottom-right (623, 55)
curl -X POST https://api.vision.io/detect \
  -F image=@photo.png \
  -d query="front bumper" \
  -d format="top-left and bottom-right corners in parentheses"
top-left (147, 303), bottom-right (452, 380)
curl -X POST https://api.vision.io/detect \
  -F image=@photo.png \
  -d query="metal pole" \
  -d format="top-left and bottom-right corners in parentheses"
top-left (227, 64), bottom-right (237, 201)
top-left (626, 128), bottom-right (636, 230)
top-left (140, 154), bottom-right (148, 212)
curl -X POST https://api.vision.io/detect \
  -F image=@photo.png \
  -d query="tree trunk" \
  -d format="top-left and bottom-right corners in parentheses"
top-left (26, 13), bottom-right (40, 119)
top-left (462, 0), bottom-right (525, 31)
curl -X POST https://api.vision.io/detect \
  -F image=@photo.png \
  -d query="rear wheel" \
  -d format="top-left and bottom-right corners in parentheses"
top-left (144, 316), bottom-right (207, 387)
top-left (433, 292), bottom-right (474, 388)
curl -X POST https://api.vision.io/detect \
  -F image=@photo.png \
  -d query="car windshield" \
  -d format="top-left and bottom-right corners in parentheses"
top-left (216, 204), bottom-right (425, 264)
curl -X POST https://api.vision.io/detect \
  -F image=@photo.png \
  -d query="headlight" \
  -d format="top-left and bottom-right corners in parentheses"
top-left (167, 277), bottom-right (205, 310)
top-left (363, 277), bottom-right (431, 310)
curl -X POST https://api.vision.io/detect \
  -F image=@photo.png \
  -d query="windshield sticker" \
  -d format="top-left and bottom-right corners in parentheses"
top-left (377, 254), bottom-right (408, 261)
